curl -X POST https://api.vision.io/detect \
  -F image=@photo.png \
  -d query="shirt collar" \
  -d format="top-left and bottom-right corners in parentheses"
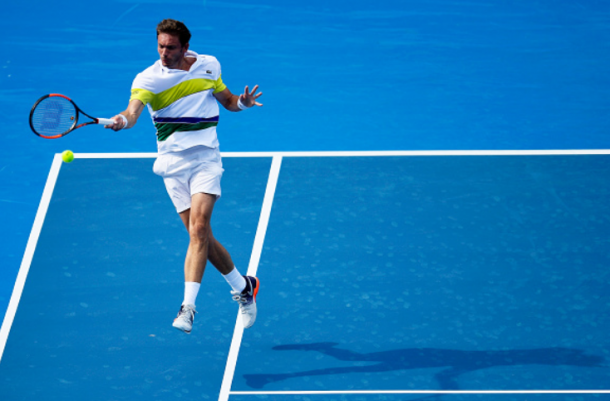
top-left (159, 50), bottom-right (200, 74)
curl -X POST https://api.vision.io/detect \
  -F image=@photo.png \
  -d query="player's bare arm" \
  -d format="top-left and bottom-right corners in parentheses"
top-left (214, 85), bottom-right (263, 112)
top-left (105, 99), bottom-right (145, 131)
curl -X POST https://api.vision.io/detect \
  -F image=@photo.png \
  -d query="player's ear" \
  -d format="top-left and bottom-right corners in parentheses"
top-left (183, 42), bottom-right (189, 54)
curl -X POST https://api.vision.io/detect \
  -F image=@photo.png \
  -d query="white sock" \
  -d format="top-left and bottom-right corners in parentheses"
top-left (183, 282), bottom-right (201, 306)
top-left (223, 267), bottom-right (247, 293)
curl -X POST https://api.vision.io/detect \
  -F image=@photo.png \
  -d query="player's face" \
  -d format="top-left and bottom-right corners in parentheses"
top-left (158, 33), bottom-right (188, 69)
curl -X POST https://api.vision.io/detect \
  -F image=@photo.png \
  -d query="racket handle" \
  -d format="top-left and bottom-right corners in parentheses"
top-left (96, 118), bottom-right (115, 125)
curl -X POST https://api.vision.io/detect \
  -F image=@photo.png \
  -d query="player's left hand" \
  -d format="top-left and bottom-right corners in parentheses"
top-left (240, 85), bottom-right (263, 107)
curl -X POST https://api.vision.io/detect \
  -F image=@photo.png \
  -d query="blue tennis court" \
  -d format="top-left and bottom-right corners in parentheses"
top-left (2, 0), bottom-right (610, 399)
top-left (1, 151), bottom-right (609, 400)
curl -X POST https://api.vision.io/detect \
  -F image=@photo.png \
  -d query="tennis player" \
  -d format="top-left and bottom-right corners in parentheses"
top-left (105, 19), bottom-right (263, 334)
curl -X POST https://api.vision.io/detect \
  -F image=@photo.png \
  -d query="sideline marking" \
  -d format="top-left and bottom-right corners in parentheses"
top-left (0, 154), bottom-right (63, 361)
top-left (218, 156), bottom-right (283, 401)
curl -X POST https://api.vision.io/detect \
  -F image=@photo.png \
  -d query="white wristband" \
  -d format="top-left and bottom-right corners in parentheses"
top-left (237, 97), bottom-right (249, 110)
top-left (119, 114), bottom-right (129, 129)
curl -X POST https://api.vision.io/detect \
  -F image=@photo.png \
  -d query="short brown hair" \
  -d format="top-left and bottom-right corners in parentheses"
top-left (156, 19), bottom-right (191, 47)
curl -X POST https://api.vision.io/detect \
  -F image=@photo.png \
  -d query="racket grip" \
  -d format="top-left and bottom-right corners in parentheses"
top-left (96, 118), bottom-right (115, 125)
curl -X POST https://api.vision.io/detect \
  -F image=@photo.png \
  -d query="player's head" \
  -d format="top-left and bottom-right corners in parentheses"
top-left (157, 19), bottom-right (191, 47)
top-left (156, 19), bottom-right (191, 68)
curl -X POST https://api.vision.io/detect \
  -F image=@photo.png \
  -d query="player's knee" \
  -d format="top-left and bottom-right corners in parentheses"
top-left (189, 219), bottom-right (211, 244)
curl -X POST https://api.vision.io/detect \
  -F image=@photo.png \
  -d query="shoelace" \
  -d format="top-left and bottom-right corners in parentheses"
top-left (232, 281), bottom-right (252, 304)
top-left (179, 306), bottom-right (196, 319)
top-left (232, 292), bottom-right (248, 304)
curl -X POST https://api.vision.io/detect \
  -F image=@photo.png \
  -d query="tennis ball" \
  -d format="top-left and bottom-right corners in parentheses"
top-left (62, 150), bottom-right (74, 163)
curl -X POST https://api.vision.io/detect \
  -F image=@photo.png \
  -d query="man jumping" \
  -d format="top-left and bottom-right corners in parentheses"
top-left (106, 19), bottom-right (263, 334)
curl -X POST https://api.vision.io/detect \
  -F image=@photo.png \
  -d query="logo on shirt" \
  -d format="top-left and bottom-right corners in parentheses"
top-left (206, 70), bottom-right (212, 74)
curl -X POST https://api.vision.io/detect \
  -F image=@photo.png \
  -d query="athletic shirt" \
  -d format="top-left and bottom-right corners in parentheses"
top-left (130, 50), bottom-right (227, 154)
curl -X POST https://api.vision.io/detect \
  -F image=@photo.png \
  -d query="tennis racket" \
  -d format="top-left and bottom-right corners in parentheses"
top-left (29, 94), bottom-right (114, 139)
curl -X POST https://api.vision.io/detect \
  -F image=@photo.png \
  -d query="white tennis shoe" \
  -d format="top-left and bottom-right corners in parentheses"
top-left (172, 304), bottom-right (197, 334)
top-left (231, 276), bottom-right (260, 329)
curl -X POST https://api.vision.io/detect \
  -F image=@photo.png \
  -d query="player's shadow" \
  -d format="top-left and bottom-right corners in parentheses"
top-left (243, 342), bottom-right (605, 389)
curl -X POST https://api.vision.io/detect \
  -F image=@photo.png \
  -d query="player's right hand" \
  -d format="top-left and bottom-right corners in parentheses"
top-left (105, 115), bottom-right (126, 131)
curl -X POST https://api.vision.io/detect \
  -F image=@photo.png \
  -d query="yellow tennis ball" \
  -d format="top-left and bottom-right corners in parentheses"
top-left (62, 150), bottom-right (74, 163)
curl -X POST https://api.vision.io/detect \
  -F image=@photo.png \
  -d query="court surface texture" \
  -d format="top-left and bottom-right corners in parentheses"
top-left (1, 151), bottom-right (609, 400)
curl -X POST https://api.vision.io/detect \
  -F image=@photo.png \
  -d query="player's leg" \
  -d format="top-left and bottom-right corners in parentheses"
top-left (182, 192), bottom-right (216, 282)
top-left (176, 194), bottom-right (259, 329)
top-left (178, 206), bottom-right (241, 281)
top-left (172, 192), bottom-right (216, 333)
top-left (206, 229), bottom-right (235, 275)
top-left (207, 230), bottom-right (260, 329)
top-left (169, 144), bottom-right (259, 330)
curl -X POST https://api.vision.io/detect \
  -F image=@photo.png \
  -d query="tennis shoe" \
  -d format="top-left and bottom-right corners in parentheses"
top-left (232, 276), bottom-right (259, 329)
top-left (172, 304), bottom-right (197, 334)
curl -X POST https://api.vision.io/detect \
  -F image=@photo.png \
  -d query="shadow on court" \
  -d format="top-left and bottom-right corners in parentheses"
top-left (243, 342), bottom-right (605, 390)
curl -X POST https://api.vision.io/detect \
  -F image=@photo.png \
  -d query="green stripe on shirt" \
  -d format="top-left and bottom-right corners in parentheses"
top-left (154, 121), bottom-right (219, 142)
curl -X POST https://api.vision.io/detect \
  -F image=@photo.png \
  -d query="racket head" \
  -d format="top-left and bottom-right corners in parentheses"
top-left (29, 94), bottom-right (79, 139)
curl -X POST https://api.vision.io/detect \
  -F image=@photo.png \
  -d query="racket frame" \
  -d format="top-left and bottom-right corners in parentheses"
top-left (29, 93), bottom-right (112, 139)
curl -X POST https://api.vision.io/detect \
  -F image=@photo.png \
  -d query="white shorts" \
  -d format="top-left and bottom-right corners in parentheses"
top-left (153, 146), bottom-right (224, 213)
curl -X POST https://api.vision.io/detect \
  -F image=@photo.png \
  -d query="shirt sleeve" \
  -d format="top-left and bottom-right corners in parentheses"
top-left (213, 75), bottom-right (227, 94)
top-left (130, 88), bottom-right (155, 105)
top-left (130, 72), bottom-right (156, 105)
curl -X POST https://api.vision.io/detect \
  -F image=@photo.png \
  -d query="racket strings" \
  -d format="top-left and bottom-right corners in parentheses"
top-left (31, 97), bottom-right (77, 136)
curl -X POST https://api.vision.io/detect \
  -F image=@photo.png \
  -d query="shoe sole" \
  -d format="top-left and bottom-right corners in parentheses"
top-left (173, 320), bottom-right (192, 334)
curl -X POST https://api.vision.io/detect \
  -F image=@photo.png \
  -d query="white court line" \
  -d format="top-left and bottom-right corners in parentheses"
top-left (230, 390), bottom-right (610, 395)
top-left (0, 154), bottom-right (63, 362)
top-left (222, 149), bottom-right (610, 157)
top-left (73, 149), bottom-right (610, 159)
top-left (75, 152), bottom-right (157, 158)
top-left (218, 156), bottom-right (283, 401)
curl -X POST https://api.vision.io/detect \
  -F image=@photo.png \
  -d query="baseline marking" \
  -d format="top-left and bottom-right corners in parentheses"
top-left (0, 154), bottom-right (63, 361)
top-left (218, 155), bottom-right (283, 401)
top-left (230, 390), bottom-right (610, 395)
top-left (73, 149), bottom-right (610, 159)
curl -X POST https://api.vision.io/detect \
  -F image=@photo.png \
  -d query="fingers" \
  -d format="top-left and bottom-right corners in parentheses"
top-left (252, 90), bottom-right (263, 107)
top-left (109, 117), bottom-right (120, 131)
top-left (242, 85), bottom-right (263, 107)
top-left (103, 117), bottom-right (116, 129)
top-left (104, 116), bottom-right (125, 131)
top-left (244, 84), bottom-right (261, 96)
